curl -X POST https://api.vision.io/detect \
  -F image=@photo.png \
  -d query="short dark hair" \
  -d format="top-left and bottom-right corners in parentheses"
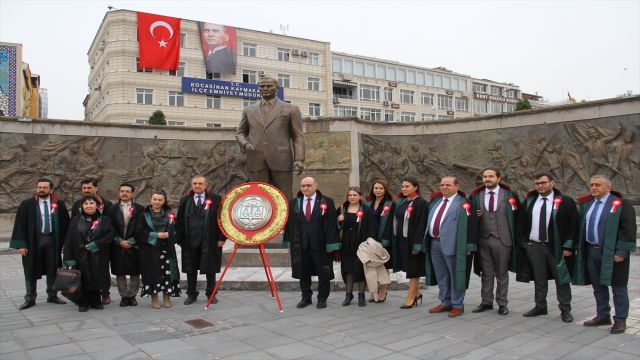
top-left (403, 177), bottom-right (420, 190)
top-left (482, 167), bottom-right (501, 178)
top-left (37, 178), bottom-right (54, 189)
top-left (150, 189), bottom-right (172, 211)
top-left (81, 178), bottom-right (99, 187)
top-left (119, 183), bottom-right (135, 192)
top-left (80, 195), bottom-right (102, 208)
top-left (533, 172), bottom-right (554, 182)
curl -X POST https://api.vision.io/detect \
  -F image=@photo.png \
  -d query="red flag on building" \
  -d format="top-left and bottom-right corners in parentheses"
top-left (137, 12), bottom-right (181, 70)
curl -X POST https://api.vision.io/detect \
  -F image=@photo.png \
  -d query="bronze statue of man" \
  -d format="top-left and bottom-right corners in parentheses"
top-left (235, 76), bottom-right (305, 197)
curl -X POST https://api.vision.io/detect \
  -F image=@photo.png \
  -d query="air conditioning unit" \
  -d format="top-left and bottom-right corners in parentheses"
top-left (258, 70), bottom-right (266, 76)
top-left (292, 49), bottom-right (300, 56)
top-left (342, 74), bottom-right (352, 81)
top-left (383, 101), bottom-right (390, 106)
top-left (300, 51), bottom-right (308, 57)
top-left (333, 97), bottom-right (341, 104)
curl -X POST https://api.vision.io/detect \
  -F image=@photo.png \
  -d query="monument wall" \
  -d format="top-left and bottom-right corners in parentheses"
top-left (0, 96), bottom-right (638, 219)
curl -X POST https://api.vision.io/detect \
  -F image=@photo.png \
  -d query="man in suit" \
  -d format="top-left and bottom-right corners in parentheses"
top-left (425, 176), bottom-right (476, 317)
top-left (200, 22), bottom-right (236, 75)
top-left (104, 183), bottom-right (144, 307)
top-left (10, 178), bottom-right (70, 309)
top-left (235, 76), bottom-right (305, 197)
top-left (71, 178), bottom-right (113, 305)
top-left (469, 167), bottom-right (520, 315)
top-left (283, 177), bottom-right (340, 309)
top-left (516, 172), bottom-right (577, 323)
top-left (176, 175), bottom-right (225, 305)
top-left (573, 175), bottom-right (636, 334)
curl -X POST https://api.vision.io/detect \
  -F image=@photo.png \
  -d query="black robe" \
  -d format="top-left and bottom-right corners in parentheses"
top-left (283, 191), bottom-right (340, 280)
top-left (366, 199), bottom-right (395, 269)
top-left (63, 215), bottom-right (115, 291)
top-left (392, 195), bottom-right (428, 278)
top-left (338, 203), bottom-right (375, 280)
top-left (175, 192), bottom-right (225, 274)
top-left (10, 195), bottom-right (70, 281)
top-left (136, 208), bottom-right (181, 294)
top-left (516, 189), bottom-right (578, 283)
top-left (105, 202), bottom-right (145, 276)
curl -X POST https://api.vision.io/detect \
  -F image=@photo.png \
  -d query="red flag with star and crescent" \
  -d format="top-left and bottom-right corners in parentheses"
top-left (137, 12), bottom-right (181, 70)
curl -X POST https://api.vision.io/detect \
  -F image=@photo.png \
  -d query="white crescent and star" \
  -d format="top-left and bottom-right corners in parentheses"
top-left (149, 20), bottom-right (174, 48)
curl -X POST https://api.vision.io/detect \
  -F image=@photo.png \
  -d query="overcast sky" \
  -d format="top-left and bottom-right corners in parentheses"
top-left (1, 0), bottom-right (638, 120)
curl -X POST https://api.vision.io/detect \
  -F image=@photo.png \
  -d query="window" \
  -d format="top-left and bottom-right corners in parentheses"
top-left (243, 43), bottom-right (256, 57)
top-left (421, 92), bottom-right (434, 106)
top-left (359, 85), bottom-right (380, 101)
top-left (136, 57), bottom-right (152, 73)
top-left (180, 33), bottom-right (186, 48)
top-left (376, 65), bottom-right (386, 80)
top-left (506, 104), bottom-right (516, 112)
top-left (135, 88), bottom-right (153, 104)
top-left (422, 113), bottom-right (435, 121)
top-left (383, 88), bottom-right (393, 102)
top-left (205, 123), bottom-right (222, 128)
top-left (400, 112), bottom-right (416, 122)
top-left (437, 94), bottom-right (453, 109)
top-left (438, 115), bottom-right (453, 120)
top-left (332, 58), bottom-right (342, 72)
top-left (277, 74), bottom-right (290, 88)
top-left (443, 76), bottom-right (451, 89)
top-left (343, 60), bottom-right (353, 74)
top-left (425, 73), bottom-right (434, 86)
top-left (455, 97), bottom-right (469, 112)
top-left (473, 83), bottom-right (487, 93)
top-left (243, 98), bottom-right (258, 107)
top-left (384, 110), bottom-right (394, 122)
top-left (169, 62), bottom-right (185, 77)
top-left (206, 72), bottom-right (220, 79)
top-left (399, 90), bottom-right (414, 104)
top-left (474, 100), bottom-right (487, 114)
top-left (308, 77), bottom-right (320, 91)
top-left (407, 70), bottom-right (416, 84)
top-left (387, 67), bottom-right (396, 81)
top-left (491, 86), bottom-right (503, 95)
top-left (333, 106), bottom-right (358, 117)
top-left (308, 52), bottom-right (319, 65)
top-left (167, 120), bottom-right (185, 126)
top-left (206, 96), bottom-right (221, 109)
top-left (277, 48), bottom-right (290, 61)
top-left (354, 61), bottom-right (364, 76)
top-left (505, 89), bottom-right (517, 98)
top-left (360, 108), bottom-right (381, 121)
top-left (365, 63), bottom-right (375, 77)
top-left (397, 69), bottom-right (406, 82)
top-left (309, 103), bottom-right (320, 117)
top-left (242, 70), bottom-right (257, 84)
top-left (168, 91), bottom-right (184, 107)
top-left (491, 101), bottom-right (503, 114)
top-left (133, 119), bottom-right (148, 125)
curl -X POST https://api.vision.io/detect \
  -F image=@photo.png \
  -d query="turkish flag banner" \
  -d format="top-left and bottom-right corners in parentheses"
top-left (137, 12), bottom-right (181, 70)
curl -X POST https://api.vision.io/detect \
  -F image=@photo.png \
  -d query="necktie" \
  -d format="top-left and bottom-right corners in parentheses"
top-left (305, 198), bottom-right (312, 222)
top-left (196, 195), bottom-right (202, 207)
top-left (587, 200), bottom-right (601, 244)
top-left (539, 198), bottom-right (547, 241)
top-left (488, 191), bottom-right (495, 212)
top-left (432, 199), bottom-right (448, 238)
top-left (261, 102), bottom-right (271, 119)
top-left (43, 200), bottom-right (50, 234)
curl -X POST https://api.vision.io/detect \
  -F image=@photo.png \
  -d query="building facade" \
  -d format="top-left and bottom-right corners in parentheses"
top-left (84, 10), bottom-right (521, 126)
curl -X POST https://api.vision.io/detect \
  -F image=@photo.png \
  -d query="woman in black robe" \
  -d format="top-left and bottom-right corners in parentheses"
top-left (337, 186), bottom-right (374, 307)
top-left (365, 179), bottom-right (396, 303)
top-left (136, 190), bottom-right (181, 309)
top-left (63, 196), bottom-right (115, 312)
top-left (393, 177), bottom-right (428, 309)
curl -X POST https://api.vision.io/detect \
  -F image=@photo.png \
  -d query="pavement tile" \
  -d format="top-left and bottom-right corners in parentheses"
top-left (223, 350), bottom-right (280, 360)
top-left (450, 347), bottom-right (500, 360)
top-left (1, 351), bottom-right (29, 360)
top-left (123, 329), bottom-right (176, 345)
top-left (25, 343), bottom-right (85, 359)
top-left (135, 338), bottom-right (194, 357)
top-left (557, 345), bottom-right (610, 360)
top-left (383, 333), bottom-right (441, 352)
top-left (19, 333), bottom-right (72, 350)
top-left (401, 337), bottom-right (458, 358)
top-left (266, 341), bottom-right (325, 359)
top-left (336, 342), bottom-right (394, 359)
top-left (0, 339), bottom-right (23, 354)
top-left (197, 338), bottom-right (257, 357)
top-left (76, 336), bottom-right (136, 354)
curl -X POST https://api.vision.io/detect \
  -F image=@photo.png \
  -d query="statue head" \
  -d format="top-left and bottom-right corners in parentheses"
top-left (258, 77), bottom-right (279, 100)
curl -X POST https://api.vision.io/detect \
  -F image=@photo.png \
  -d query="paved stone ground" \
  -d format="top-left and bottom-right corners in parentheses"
top-left (1, 253), bottom-right (638, 360)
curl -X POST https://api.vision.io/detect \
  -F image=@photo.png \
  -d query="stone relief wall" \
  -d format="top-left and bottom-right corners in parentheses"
top-left (359, 115), bottom-right (639, 201)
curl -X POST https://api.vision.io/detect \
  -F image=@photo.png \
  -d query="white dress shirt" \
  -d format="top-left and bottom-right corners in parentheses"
top-left (484, 187), bottom-right (500, 211)
top-left (38, 197), bottom-right (52, 234)
top-left (303, 193), bottom-right (317, 217)
top-left (529, 191), bottom-right (553, 242)
top-left (429, 193), bottom-right (457, 237)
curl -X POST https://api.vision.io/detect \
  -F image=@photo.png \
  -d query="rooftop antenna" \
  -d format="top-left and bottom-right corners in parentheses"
top-left (279, 24), bottom-right (289, 35)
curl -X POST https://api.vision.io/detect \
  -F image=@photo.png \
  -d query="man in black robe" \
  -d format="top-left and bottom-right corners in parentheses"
top-left (176, 175), bottom-right (225, 305)
top-left (105, 183), bottom-right (144, 307)
top-left (71, 178), bottom-right (113, 305)
top-left (10, 178), bottom-right (70, 310)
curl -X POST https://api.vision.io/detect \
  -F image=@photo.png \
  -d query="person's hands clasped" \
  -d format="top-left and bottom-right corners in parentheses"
top-left (18, 248), bottom-right (28, 257)
top-left (293, 161), bottom-right (304, 175)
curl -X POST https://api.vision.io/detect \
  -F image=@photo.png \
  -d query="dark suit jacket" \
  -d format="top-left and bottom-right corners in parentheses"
top-left (236, 98), bottom-right (304, 172)
top-left (205, 47), bottom-right (236, 75)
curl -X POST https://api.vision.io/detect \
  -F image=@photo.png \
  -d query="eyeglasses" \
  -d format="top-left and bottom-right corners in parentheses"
top-left (534, 181), bottom-right (550, 186)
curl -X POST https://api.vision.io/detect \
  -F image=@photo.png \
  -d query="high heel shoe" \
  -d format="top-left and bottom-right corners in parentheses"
top-left (376, 291), bottom-right (388, 303)
top-left (342, 293), bottom-right (354, 306)
top-left (400, 294), bottom-right (422, 309)
top-left (415, 294), bottom-right (423, 304)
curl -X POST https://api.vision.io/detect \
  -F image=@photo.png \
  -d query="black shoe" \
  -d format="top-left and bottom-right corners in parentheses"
top-left (129, 297), bottom-right (138, 306)
top-left (523, 307), bottom-right (547, 317)
top-left (91, 302), bottom-right (104, 310)
top-left (498, 306), bottom-right (509, 315)
top-left (184, 295), bottom-right (197, 305)
top-left (342, 293), bottom-right (354, 306)
top-left (472, 304), bottom-right (494, 313)
top-left (119, 297), bottom-right (130, 307)
top-left (79, 305), bottom-right (88, 312)
top-left (296, 298), bottom-right (312, 308)
top-left (357, 293), bottom-right (366, 307)
top-left (610, 320), bottom-right (626, 334)
top-left (583, 316), bottom-right (612, 327)
top-left (316, 300), bottom-right (327, 309)
top-left (47, 296), bottom-right (67, 305)
top-left (561, 310), bottom-right (574, 323)
top-left (19, 300), bottom-right (36, 310)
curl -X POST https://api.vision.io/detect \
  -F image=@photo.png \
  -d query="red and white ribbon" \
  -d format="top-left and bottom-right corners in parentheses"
top-left (553, 197), bottom-right (563, 210)
top-left (204, 199), bottom-right (212, 210)
top-left (356, 210), bottom-right (364, 223)
top-left (611, 199), bottom-right (622, 214)
top-left (381, 205), bottom-right (390, 217)
top-left (508, 197), bottom-right (518, 211)
top-left (51, 203), bottom-right (58, 214)
top-left (320, 203), bottom-right (327, 216)
top-left (462, 202), bottom-right (471, 216)
top-left (407, 205), bottom-right (414, 219)
top-left (168, 213), bottom-right (175, 224)
top-left (91, 220), bottom-right (100, 230)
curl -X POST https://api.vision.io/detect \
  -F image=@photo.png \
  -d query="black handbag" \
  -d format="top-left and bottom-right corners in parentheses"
top-left (53, 267), bottom-right (81, 292)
